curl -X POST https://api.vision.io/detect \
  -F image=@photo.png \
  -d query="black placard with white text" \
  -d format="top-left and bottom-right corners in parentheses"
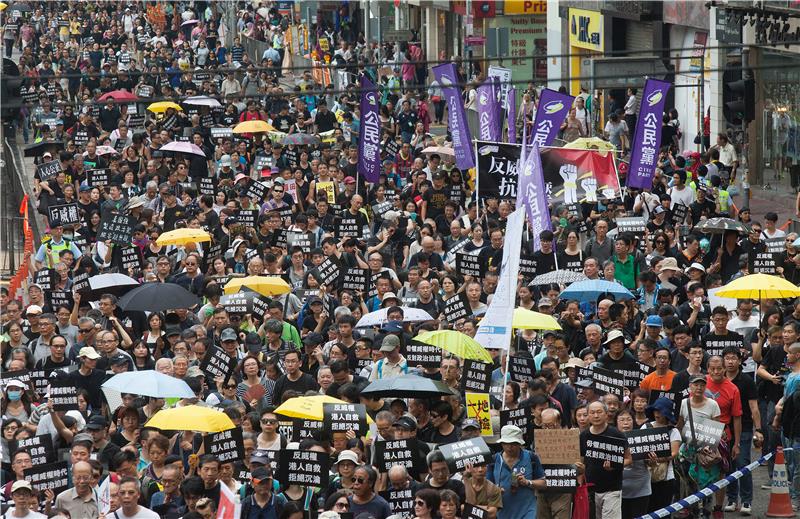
top-left (404, 340), bottom-right (443, 369)
top-left (439, 437), bottom-right (492, 472)
top-left (203, 428), bottom-right (244, 463)
top-left (24, 461), bottom-right (69, 495)
top-left (323, 403), bottom-right (367, 436)
top-left (625, 426), bottom-right (672, 460)
top-left (461, 360), bottom-right (493, 394)
top-left (277, 449), bottom-right (330, 488)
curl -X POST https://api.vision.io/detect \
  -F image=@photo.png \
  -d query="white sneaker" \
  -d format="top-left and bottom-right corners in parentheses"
top-left (740, 503), bottom-right (751, 515)
top-left (723, 501), bottom-right (738, 512)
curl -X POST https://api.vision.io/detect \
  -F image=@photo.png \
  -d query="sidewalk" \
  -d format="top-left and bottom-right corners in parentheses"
top-left (736, 168), bottom-right (798, 233)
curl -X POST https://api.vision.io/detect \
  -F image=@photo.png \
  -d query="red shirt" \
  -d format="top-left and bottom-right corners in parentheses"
top-left (705, 376), bottom-right (743, 426)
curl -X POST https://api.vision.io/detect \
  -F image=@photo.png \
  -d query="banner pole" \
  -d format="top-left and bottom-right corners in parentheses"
top-left (501, 348), bottom-right (512, 411)
top-left (474, 139), bottom-right (480, 219)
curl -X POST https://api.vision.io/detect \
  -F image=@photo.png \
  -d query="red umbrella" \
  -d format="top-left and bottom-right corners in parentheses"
top-left (98, 90), bottom-right (139, 102)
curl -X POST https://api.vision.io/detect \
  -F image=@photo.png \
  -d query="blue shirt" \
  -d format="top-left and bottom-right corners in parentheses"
top-left (487, 449), bottom-right (544, 519)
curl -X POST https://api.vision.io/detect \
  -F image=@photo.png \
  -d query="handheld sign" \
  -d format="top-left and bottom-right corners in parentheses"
top-left (291, 418), bottom-right (323, 442)
top-left (671, 203), bottom-right (688, 225)
top-left (405, 340), bottom-right (443, 369)
top-left (583, 435), bottom-right (627, 467)
top-left (288, 232), bottom-right (312, 253)
top-left (9, 434), bottom-right (56, 465)
top-left (341, 268), bottom-right (371, 293)
top-left (465, 393), bottom-right (493, 436)
top-left (443, 292), bottom-right (471, 323)
top-left (379, 489), bottom-right (415, 518)
top-left (48, 290), bottom-right (73, 309)
top-left (316, 257), bottom-right (340, 287)
top-left (461, 360), bottom-right (493, 394)
top-left (29, 369), bottom-right (53, 398)
top-left (36, 159), bottom-right (63, 182)
top-left (199, 177), bottom-right (215, 195)
top-left (751, 252), bottom-right (777, 275)
top-left (509, 355), bottom-right (536, 383)
top-left (24, 461), bottom-right (69, 496)
top-left (616, 217), bottom-right (647, 236)
top-left (765, 237), bottom-right (785, 254)
top-left (535, 428), bottom-right (581, 465)
top-left (97, 213), bottom-right (136, 245)
top-left (541, 465), bottom-right (578, 493)
top-left (373, 438), bottom-right (422, 474)
top-left (135, 84), bottom-right (154, 98)
top-left (199, 346), bottom-right (238, 384)
top-left (684, 415), bottom-right (724, 447)
top-left (47, 203), bottom-right (81, 226)
top-left (463, 504), bottom-right (489, 519)
top-left (519, 254), bottom-right (537, 280)
top-left (237, 209), bottom-right (259, 228)
top-left (500, 406), bottom-right (532, 442)
top-left (33, 269), bottom-right (54, 291)
top-left (335, 215), bottom-right (362, 238)
top-left (120, 246), bottom-right (143, 272)
top-left (591, 366), bottom-right (625, 398)
top-left (323, 403), bottom-right (367, 436)
top-left (455, 252), bottom-right (482, 278)
top-left (246, 181), bottom-right (268, 202)
top-left (625, 426), bottom-right (672, 460)
top-left (87, 168), bottom-right (109, 187)
top-left (49, 379), bottom-right (79, 411)
top-left (203, 428), bottom-right (244, 464)
top-left (277, 449), bottom-right (330, 488)
top-left (439, 437), bottom-right (492, 472)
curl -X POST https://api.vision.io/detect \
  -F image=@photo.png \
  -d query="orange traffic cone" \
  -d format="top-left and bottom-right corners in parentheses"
top-left (767, 446), bottom-right (796, 517)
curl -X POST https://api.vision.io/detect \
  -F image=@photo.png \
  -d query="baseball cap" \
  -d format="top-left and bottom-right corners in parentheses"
top-left (689, 374), bottom-right (707, 385)
top-left (653, 205), bottom-right (666, 215)
top-left (79, 346), bottom-right (101, 359)
top-left (645, 315), bottom-right (663, 328)
top-left (462, 418), bottom-right (481, 430)
top-left (186, 366), bottom-right (204, 378)
top-left (344, 176), bottom-right (356, 185)
top-left (234, 173), bottom-right (248, 183)
top-left (26, 305), bottom-right (43, 316)
top-left (85, 414), bottom-right (108, 430)
top-left (537, 297), bottom-right (553, 308)
top-left (245, 332), bottom-right (263, 353)
top-left (393, 416), bottom-right (417, 430)
top-left (110, 354), bottom-right (129, 366)
top-left (251, 466), bottom-right (273, 484)
top-left (380, 334), bottom-right (400, 352)
top-left (11, 481), bottom-right (33, 493)
top-left (307, 295), bottom-right (323, 306)
top-left (220, 328), bottom-right (239, 342)
top-left (250, 449), bottom-right (272, 465)
top-left (686, 262), bottom-right (706, 273)
top-left (220, 154), bottom-right (232, 167)
top-left (165, 325), bottom-right (182, 338)
top-left (5, 379), bottom-right (27, 390)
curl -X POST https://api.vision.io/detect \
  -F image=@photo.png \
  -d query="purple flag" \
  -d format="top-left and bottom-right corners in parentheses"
top-left (627, 79), bottom-right (671, 189)
top-left (516, 142), bottom-right (552, 250)
top-left (432, 64), bottom-right (475, 170)
top-left (476, 80), bottom-right (500, 142)
top-left (531, 88), bottom-right (574, 148)
top-left (507, 88), bottom-right (517, 144)
top-left (357, 76), bottom-right (381, 183)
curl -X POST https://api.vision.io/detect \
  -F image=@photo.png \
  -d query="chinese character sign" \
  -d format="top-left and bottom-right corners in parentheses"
top-left (358, 76), bottom-right (381, 183)
top-left (530, 89), bottom-right (574, 147)
top-left (627, 78), bottom-right (671, 189)
top-left (465, 393), bottom-right (494, 436)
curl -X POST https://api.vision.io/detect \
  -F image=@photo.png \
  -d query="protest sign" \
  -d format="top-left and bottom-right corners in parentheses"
top-left (439, 437), bottom-right (492, 472)
top-left (751, 252), bottom-right (777, 275)
top-left (36, 160), bottom-right (62, 182)
top-left (203, 428), bottom-right (244, 463)
top-left (97, 213), bottom-right (136, 245)
top-left (405, 340), bottom-right (443, 369)
top-left (48, 290), bottom-right (73, 309)
top-left (291, 418), bottom-right (323, 442)
top-left (9, 434), bottom-right (56, 464)
top-left (683, 415), bottom-right (725, 447)
top-left (535, 428), bottom-right (581, 465)
top-left (210, 127), bottom-right (233, 139)
top-left (87, 169), bottom-right (110, 187)
top-left (541, 465), bottom-right (578, 493)
top-left (246, 181), bottom-right (268, 202)
top-left (120, 246), bottom-right (143, 272)
top-left (199, 346), bottom-right (238, 384)
top-left (316, 257), bottom-right (340, 287)
top-left (49, 379), bottom-right (78, 411)
top-left (591, 366), bottom-right (625, 398)
top-left (33, 269), bottom-right (54, 291)
top-left (500, 406), bottom-right (532, 441)
top-left (277, 449), bottom-right (330, 488)
top-left (373, 438), bottom-right (422, 474)
top-left (136, 84), bottom-right (154, 97)
top-left (462, 504), bottom-right (490, 519)
top-left (341, 268), bottom-right (371, 292)
top-left (518, 254), bottom-right (538, 280)
top-left (465, 393), bottom-right (494, 436)
top-left (47, 203), bottom-right (81, 226)
top-left (509, 355), bottom-right (536, 383)
top-left (29, 369), bottom-right (52, 398)
top-left (443, 292), bottom-right (471, 323)
top-left (379, 488), bottom-right (415, 518)
top-left (625, 426), bottom-right (672, 460)
top-left (323, 403), bottom-right (368, 436)
top-left (583, 435), bottom-right (627, 467)
top-left (72, 271), bottom-right (91, 293)
top-left (288, 231), bottom-right (312, 252)
top-left (24, 461), bottom-right (69, 495)
top-left (237, 209), bottom-right (259, 228)
top-left (335, 215), bottom-right (362, 238)
top-left (461, 360), bottom-right (493, 394)
top-left (199, 177), bottom-right (215, 195)
top-left (455, 252), bottom-right (482, 278)
top-left (765, 237), bottom-right (785, 254)
top-left (616, 217), bottom-right (647, 236)
top-left (671, 204), bottom-right (688, 225)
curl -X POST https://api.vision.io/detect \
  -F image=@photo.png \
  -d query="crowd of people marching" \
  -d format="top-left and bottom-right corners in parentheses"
top-left (2, 2), bottom-right (800, 519)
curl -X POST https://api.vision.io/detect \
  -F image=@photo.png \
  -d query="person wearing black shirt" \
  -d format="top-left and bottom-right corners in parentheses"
top-left (428, 401), bottom-right (461, 445)
top-left (313, 101), bottom-right (338, 134)
top-left (478, 228), bottom-right (505, 274)
top-left (69, 347), bottom-right (107, 410)
top-left (580, 401), bottom-right (631, 516)
top-left (688, 188), bottom-right (717, 226)
top-left (34, 334), bottom-right (72, 371)
top-left (396, 100), bottom-right (418, 143)
top-left (98, 101), bottom-right (121, 133)
top-left (421, 172), bottom-right (450, 221)
top-left (271, 350), bottom-right (319, 404)
top-left (702, 307), bottom-right (745, 359)
top-left (272, 106), bottom-right (295, 133)
top-left (532, 230), bottom-right (557, 277)
top-left (597, 329), bottom-right (639, 379)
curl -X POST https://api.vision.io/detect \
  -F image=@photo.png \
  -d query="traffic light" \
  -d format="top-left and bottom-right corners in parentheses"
top-left (723, 66), bottom-right (755, 125)
top-left (1, 58), bottom-right (22, 123)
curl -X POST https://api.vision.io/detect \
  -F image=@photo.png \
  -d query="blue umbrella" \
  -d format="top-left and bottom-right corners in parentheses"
top-left (558, 279), bottom-right (634, 303)
top-left (101, 370), bottom-right (196, 398)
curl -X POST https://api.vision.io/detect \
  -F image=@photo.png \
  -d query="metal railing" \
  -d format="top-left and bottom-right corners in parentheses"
top-left (1, 136), bottom-right (40, 278)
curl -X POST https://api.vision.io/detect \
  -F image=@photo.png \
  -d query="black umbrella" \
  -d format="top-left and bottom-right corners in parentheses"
top-left (117, 282), bottom-right (201, 312)
top-left (24, 140), bottom-right (64, 157)
top-left (360, 374), bottom-right (456, 399)
top-left (85, 273), bottom-right (139, 300)
top-left (9, 3), bottom-right (33, 13)
top-left (693, 217), bottom-right (749, 235)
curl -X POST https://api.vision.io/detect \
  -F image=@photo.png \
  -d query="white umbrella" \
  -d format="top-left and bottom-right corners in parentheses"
top-left (356, 306), bottom-right (434, 328)
top-left (183, 96), bottom-right (222, 108)
top-left (421, 145), bottom-right (455, 157)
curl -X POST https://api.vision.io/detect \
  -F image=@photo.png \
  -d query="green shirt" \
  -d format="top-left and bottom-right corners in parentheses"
top-left (613, 254), bottom-right (637, 290)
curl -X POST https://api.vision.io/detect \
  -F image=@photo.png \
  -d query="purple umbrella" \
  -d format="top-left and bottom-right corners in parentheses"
top-left (160, 141), bottom-right (206, 157)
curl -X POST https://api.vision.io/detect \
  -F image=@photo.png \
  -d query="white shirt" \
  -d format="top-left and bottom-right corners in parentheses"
top-left (763, 227), bottom-right (787, 239)
top-left (3, 508), bottom-right (47, 519)
top-left (668, 185), bottom-right (696, 213)
top-left (718, 143), bottom-right (738, 166)
top-left (114, 506), bottom-right (160, 519)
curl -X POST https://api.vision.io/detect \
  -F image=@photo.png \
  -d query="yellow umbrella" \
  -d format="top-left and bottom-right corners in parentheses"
top-left (145, 405), bottom-right (234, 433)
top-left (156, 228), bottom-right (212, 247)
top-left (413, 330), bottom-right (492, 363)
top-left (232, 120), bottom-right (275, 134)
top-left (0, 3), bottom-right (8, 11)
top-left (147, 101), bottom-right (183, 113)
top-left (275, 395), bottom-right (374, 423)
top-left (512, 308), bottom-right (563, 330)
top-left (223, 275), bottom-right (291, 297)
top-left (714, 273), bottom-right (800, 300)
top-left (563, 137), bottom-right (618, 153)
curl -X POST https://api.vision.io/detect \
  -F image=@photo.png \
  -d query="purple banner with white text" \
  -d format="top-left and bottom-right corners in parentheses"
top-left (358, 76), bottom-right (382, 183)
top-left (433, 63), bottom-right (475, 170)
top-left (530, 89), bottom-right (574, 147)
top-left (477, 80), bottom-right (501, 142)
top-left (507, 88), bottom-right (517, 144)
top-left (516, 142), bottom-right (552, 250)
top-left (627, 79), bottom-right (671, 189)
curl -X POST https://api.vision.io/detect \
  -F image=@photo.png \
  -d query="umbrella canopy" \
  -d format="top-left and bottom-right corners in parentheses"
top-left (147, 101), bottom-right (183, 113)
top-left (421, 145), bottom-right (455, 157)
top-left (156, 228), bottom-right (212, 247)
top-left (23, 140), bottom-right (64, 157)
top-left (160, 141), bottom-right (206, 157)
top-left (183, 96), bottom-right (222, 108)
top-left (360, 375), bottom-right (456, 398)
top-left (275, 395), bottom-right (374, 423)
top-left (8, 3), bottom-right (31, 12)
top-left (529, 270), bottom-right (587, 286)
top-left (102, 370), bottom-right (195, 398)
top-left (98, 90), bottom-right (138, 102)
top-left (92, 145), bottom-right (119, 156)
top-left (0, 4), bottom-right (7, 12)
top-left (85, 273), bottom-right (139, 300)
top-left (558, 279), bottom-right (634, 303)
top-left (715, 274), bottom-right (800, 300)
top-left (356, 307), bottom-right (434, 328)
top-left (181, 19), bottom-right (200, 26)
top-left (693, 217), bottom-right (749, 235)
top-left (413, 330), bottom-right (492, 362)
top-left (117, 282), bottom-right (200, 312)
top-left (232, 120), bottom-right (275, 134)
top-left (563, 137), bottom-right (618, 153)
top-left (223, 276), bottom-right (290, 297)
top-left (512, 308), bottom-right (563, 330)
top-left (145, 405), bottom-right (234, 433)
top-left (281, 133), bottom-right (320, 146)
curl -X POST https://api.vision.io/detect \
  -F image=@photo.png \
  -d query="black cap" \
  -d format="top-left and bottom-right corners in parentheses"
top-left (110, 353), bottom-right (129, 366)
top-left (392, 416), bottom-right (417, 430)
top-left (85, 414), bottom-right (108, 430)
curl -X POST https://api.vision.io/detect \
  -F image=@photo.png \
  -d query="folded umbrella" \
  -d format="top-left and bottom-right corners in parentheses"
top-left (356, 307), bottom-right (434, 328)
top-left (117, 282), bottom-right (200, 312)
top-left (85, 273), bottom-right (139, 300)
top-left (360, 374), bottom-right (456, 398)
top-left (160, 141), bottom-right (206, 157)
top-left (102, 370), bottom-right (195, 398)
top-left (145, 405), bottom-right (234, 433)
top-left (558, 279), bottom-right (634, 303)
top-left (183, 96), bottom-right (222, 108)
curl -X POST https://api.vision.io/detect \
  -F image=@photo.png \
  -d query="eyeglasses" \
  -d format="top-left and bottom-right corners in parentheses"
top-left (261, 419), bottom-right (279, 425)
top-left (335, 501), bottom-right (349, 509)
top-left (274, 189), bottom-right (284, 193)
top-left (353, 477), bottom-right (366, 484)
top-left (415, 501), bottom-right (427, 507)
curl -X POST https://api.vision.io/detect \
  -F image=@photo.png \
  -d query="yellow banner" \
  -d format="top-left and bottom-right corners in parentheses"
top-left (568, 8), bottom-right (604, 52)
top-left (465, 393), bottom-right (493, 437)
top-left (504, 0), bottom-right (547, 15)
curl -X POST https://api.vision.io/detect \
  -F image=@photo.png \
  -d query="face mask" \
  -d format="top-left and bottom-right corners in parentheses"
top-left (7, 390), bottom-right (22, 401)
